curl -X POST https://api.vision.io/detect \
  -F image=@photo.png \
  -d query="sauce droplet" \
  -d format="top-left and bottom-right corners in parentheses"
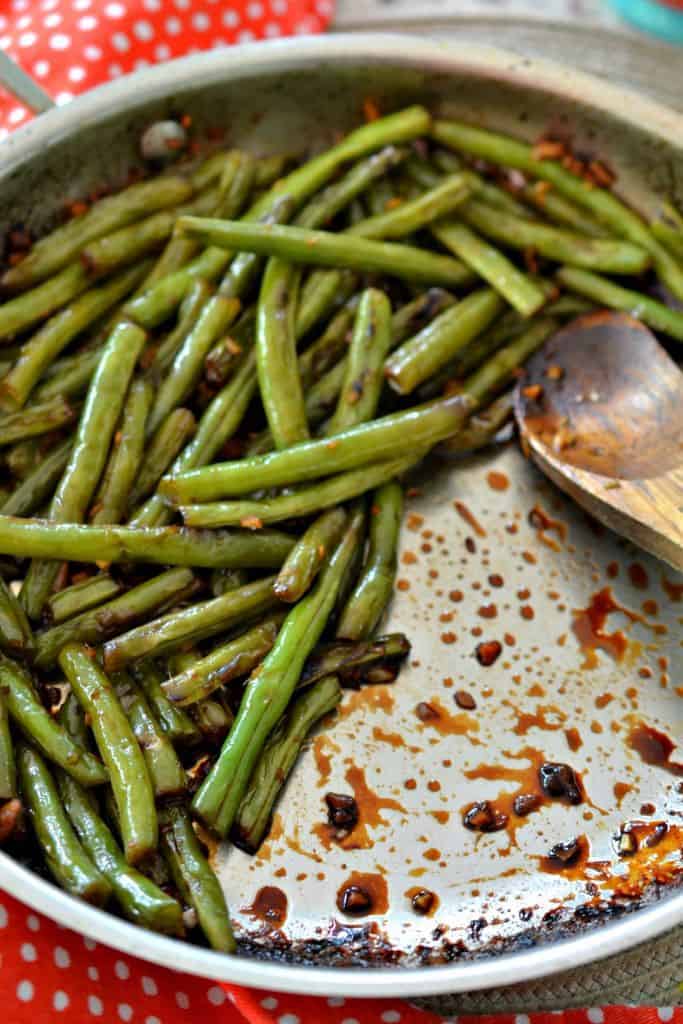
top-left (486, 471), bottom-right (509, 492)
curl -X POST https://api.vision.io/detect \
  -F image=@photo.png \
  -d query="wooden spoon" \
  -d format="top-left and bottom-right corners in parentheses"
top-left (514, 311), bottom-right (683, 571)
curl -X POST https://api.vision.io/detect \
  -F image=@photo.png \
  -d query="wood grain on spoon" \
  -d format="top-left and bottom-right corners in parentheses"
top-left (515, 311), bottom-right (683, 571)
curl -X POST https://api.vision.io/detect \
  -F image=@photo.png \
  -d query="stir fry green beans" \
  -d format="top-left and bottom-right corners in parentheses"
top-left (327, 288), bottom-right (393, 433)
top-left (274, 507), bottom-right (348, 603)
top-left (92, 378), bottom-right (152, 525)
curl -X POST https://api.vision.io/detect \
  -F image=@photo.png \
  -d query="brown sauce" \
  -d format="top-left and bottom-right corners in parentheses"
top-left (613, 781), bottom-right (633, 806)
top-left (313, 735), bottom-right (339, 788)
top-left (565, 727), bottom-right (583, 752)
top-left (628, 563), bottom-right (649, 590)
top-left (415, 697), bottom-right (480, 742)
top-left (571, 587), bottom-right (641, 668)
top-left (528, 504), bottom-right (567, 551)
top-left (371, 726), bottom-right (406, 749)
top-left (486, 471), bottom-right (509, 492)
top-left (336, 871), bottom-right (388, 916)
top-left (242, 886), bottom-right (288, 929)
top-left (476, 640), bottom-right (502, 666)
top-left (661, 576), bottom-right (683, 602)
top-left (338, 684), bottom-right (395, 720)
top-left (405, 886), bottom-right (439, 916)
top-left (627, 721), bottom-right (683, 777)
top-left (315, 764), bottom-right (405, 851)
top-left (453, 500), bottom-right (487, 537)
top-left (509, 703), bottom-right (567, 736)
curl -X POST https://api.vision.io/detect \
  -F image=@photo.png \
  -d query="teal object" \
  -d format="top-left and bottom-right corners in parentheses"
top-left (611, 0), bottom-right (683, 43)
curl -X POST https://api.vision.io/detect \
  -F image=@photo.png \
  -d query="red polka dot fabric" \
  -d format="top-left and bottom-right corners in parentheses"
top-left (0, 889), bottom-right (681, 1024)
top-left (0, 0), bottom-right (333, 136)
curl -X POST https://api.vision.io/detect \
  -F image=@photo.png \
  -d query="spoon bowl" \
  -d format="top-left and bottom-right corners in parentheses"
top-left (515, 311), bottom-right (683, 569)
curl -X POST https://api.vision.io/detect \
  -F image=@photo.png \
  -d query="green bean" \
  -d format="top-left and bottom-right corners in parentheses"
top-left (257, 259), bottom-right (307, 448)
top-left (193, 509), bottom-right (364, 835)
top-left (545, 295), bottom-right (596, 317)
top-left (233, 675), bottom-right (341, 853)
top-left (327, 288), bottom-right (393, 433)
top-left (390, 288), bottom-right (457, 346)
top-left (0, 264), bottom-right (147, 411)
top-left (210, 567), bottom-right (249, 597)
top-left (366, 177), bottom-right (395, 216)
top-left (0, 653), bottom-right (107, 784)
top-left (297, 146), bottom-right (408, 233)
top-left (59, 643), bottom-right (157, 864)
top-left (178, 217), bottom-right (472, 288)
top-left (204, 333), bottom-right (246, 387)
top-left (432, 220), bottom-right (546, 316)
top-left (404, 154), bottom-right (441, 190)
top-left (161, 617), bottom-right (282, 705)
top-left (57, 690), bottom-right (91, 750)
top-left (0, 517), bottom-right (294, 576)
top-left (129, 408), bottom-right (196, 508)
top-left (0, 686), bottom-right (16, 800)
top-left (521, 181), bottom-right (610, 238)
top-left (132, 662), bottom-right (201, 746)
top-left (102, 575), bottom-right (280, 671)
top-left (651, 221), bottom-right (683, 261)
top-left (124, 249), bottom-right (233, 329)
top-left (337, 480), bottom-right (402, 640)
top-left (161, 393), bottom-right (475, 503)
top-left (254, 154), bottom-right (291, 188)
top-left (459, 198), bottom-right (650, 274)
top-left (295, 269), bottom-right (358, 341)
top-left (34, 568), bottom-right (196, 669)
top-left (81, 212), bottom-right (175, 276)
top-left (0, 264), bottom-right (90, 340)
top-left (274, 507), bottom-right (348, 603)
top-left (180, 452), bottom-right (422, 528)
top-left (216, 107), bottom-right (430, 299)
top-left (2, 177), bottom-right (193, 292)
top-left (33, 346), bottom-right (103, 403)
top-left (350, 175), bottom-right (471, 240)
top-left (129, 348), bottom-right (259, 527)
top-left (555, 266), bottom-right (683, 341)
top-left (92, 378), bottom-right (152, 525)
top-left (438, 388), bottom-right (514, 455)
top-left (0, 396), bottom-right (77, 447)
top-left (0, 577), bottom-right (33, 658)
top-left (112, 672), bottom-right (186, 799)
top-left (299, 632), bottom-right (410, 690)
top-left (149, 279), bottom-right (215, 380)
top-left (18, 743), bottom-right (111, 903)
top-left (0, 439), bottom-right (71, 518)
top-left (159, 801), bottom-right (234, 951)
top-left (385, 288), bottom-right (505, 395)
top-left (297, 300), bottom-right (357, 391)
top-left (465, 316), bottom-right (560, 405)
top-left (433, 119), bottom-right (683, 302)
top-left (59, 770), bottom-right (184, 934)
top-left (21, 320), bottom-right (147, 620)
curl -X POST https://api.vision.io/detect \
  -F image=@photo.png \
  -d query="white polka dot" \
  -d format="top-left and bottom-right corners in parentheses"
top-left (87, 966), bottom-right (99, 981)
top-left (165, 16), bottom-right (181, 33)
top-left (16, 11), bottom-right (31, 24)
top-left (658, 1012), bottom-right (674, 1023)
top-left (207, 986), bottom-right (226, 1006)
top-left (84, 44), bottom-right (101, 59)
top-left (12, 0), bottom-right (28, 9)
top-left (55, 92), bottom-right (74, 105)
top-left (108, 63), bottom-right (122, 78)
top-left (515, 1017), bottom-right (530, 1024)
top-left (133, 19), bottom-right (154, 39)
top-left (118, 1007), bottom-right (133, 1023)
top-left (133, 58), bottom-right (149, 70)
top-left (247, 1), bottom-right (263, 16)
top-left (34, 59), bottom-right (50, 76)
top-left (222, 8), bottom-right (239, 26)
top-left (73, 0), bottom-right (92, 9)
top-left (43, 13), bottom-right (61, 26)
top-left (173, 0), bottom-right (189, 9)
top-left (145, 1018), bottom-right (161, 1024)
top-left (142, 976), bottom-right (158, 996)
top-left (271, 0), bottom-right (288, 12)
top-left (327, 999), bottom-right (346, 1008)
top-left (264, 22), bottom-right (281, 36)
top-left (88, 995), bottom-right (104, 1016)
top-left (53, 991), bottom-right (70, 1012)
top-left (261, 997), bottom-right (279, 1010)
top-left (114, 959), bottom-right (130, 980)
top-left (143, 0), bottom-right (161, 10)
top-left (381, 1013), bottom-right (402, 1023)
top-left (17, 981), bottom-right (34, 1002)
top-left (68, 66), bottom-right (86, 82)
top-left (0, 35), bottom-right (12, 49)
top-left (0, 14), bottom-right (6, 28)
top-left (192, 11), bottom-right (209, 30)
top-left (54, 946), bottom-right (70, 968)
top-left (340, 1019), bottom-right (360, 1024)
top-left (154, 42), bottom-right (170, 59)
top-left (175, 991), bottom-right (190, 1009)
top-left (20, 942), bottom-right (37, 961)
top-left (587, 1011), bottom-right (604, 1024)
top-left (18, 31), bottom-right (37, 45)
top-left (50, 32), bottom-right (70, 48)
top-left (277, 1015), bottom-right (300, 1024)
top-left (237, 28), bottom-right (254, 41)
top-left (105, 2), bottom-right (125, 16)
top-left (78, 15), bottom-right (98, 29)
top-left (112, 31), bottom-right (130, 50)
top-left (9, 108), bottom-right (27, 125)
top-left (0, 904), bottom-right (7, 928)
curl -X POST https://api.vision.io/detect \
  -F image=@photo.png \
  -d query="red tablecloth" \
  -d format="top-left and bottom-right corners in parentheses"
top-left (0, 4), bottom-right (681, 1020)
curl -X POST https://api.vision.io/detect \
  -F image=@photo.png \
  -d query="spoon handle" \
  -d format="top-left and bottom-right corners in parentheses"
top-left (0, 50), bottom-right (54, 114)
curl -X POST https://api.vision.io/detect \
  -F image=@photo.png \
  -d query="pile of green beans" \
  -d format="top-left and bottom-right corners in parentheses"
top-left (0, 104), bottom-right (680, 954)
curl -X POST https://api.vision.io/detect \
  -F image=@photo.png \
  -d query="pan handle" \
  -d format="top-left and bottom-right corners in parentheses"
top-left (0, 49), bottom-right (55, 113)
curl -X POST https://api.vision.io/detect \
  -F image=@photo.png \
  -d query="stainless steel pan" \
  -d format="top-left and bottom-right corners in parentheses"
top-left (0, 34), bottom-right (681, 999)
